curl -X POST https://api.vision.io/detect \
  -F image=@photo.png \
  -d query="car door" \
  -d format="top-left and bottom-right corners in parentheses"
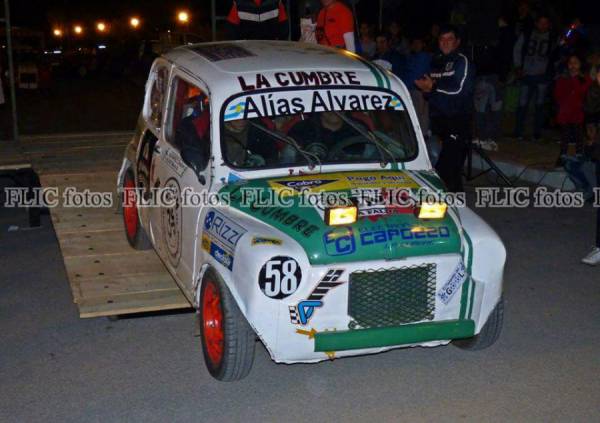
top-left (136, 60), bottom-right (170, 250)
top-left (151, 71), bottom-right (212, 294)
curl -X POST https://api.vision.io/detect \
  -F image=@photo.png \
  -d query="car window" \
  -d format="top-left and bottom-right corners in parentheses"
top-left (148, 66), bottom-right (169, 129)
top-left (166, 76), bottom-right (211, 162)
top-left (220, 88), bottom-right (418, 170)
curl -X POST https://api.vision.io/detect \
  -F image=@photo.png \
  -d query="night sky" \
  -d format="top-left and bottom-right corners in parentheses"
top-left (8, 0), bottom-right (600, 33)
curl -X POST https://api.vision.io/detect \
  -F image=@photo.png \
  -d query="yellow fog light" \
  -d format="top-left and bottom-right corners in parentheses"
top-left (325, 206), bottom-right (358, 226)
top-left (417, 202), bottom-right (447, 219)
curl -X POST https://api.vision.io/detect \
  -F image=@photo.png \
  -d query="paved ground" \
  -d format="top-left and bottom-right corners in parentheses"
top-left (0, 75), bottom-right (143, 138)
top-left (1, 179), bottom-right (599, 423)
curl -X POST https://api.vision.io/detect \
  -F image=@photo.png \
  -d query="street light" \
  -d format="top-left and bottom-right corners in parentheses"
top-left (96, 22), bottom-right (107, 33)
top-left (130, 17), bottom-right (140, 29)
top-left (73, 25), bottom-right (83, 35)
top-left (177, 10), bottom-right (190, 24)
top-left (53, 28), bottom-right (63, 38)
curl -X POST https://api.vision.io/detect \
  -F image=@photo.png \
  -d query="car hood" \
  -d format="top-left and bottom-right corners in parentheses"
top-left (220, 170), bottom-right (461, 265)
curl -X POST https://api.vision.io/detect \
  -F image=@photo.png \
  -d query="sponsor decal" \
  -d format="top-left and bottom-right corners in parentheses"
top-left (161, 178), bottom-right (182, 266)
top-left (438, 261), bottom-right (467, 305)
top-left (202, 234), bottom-right (235, 271)
top-left (247, 203), bottom-right (320, 238)
top-left (210, 241), bottom-right (234, 270)
top-left (274, 179), bottom-right (337, 192)
top-left (237, 71), bottom-right (361, 92)
top-left (258, 256), bottom-right (302, 299)
top-left (289, 269), bottom-right (345, 325)
top-left (190, 44), bottom-right (255, 62)
top-left (163, 148), bottom-right (186, 177)
top-left (223, 89), bottom-right (404, 121)
top-left (267, 171), bottom-right (419, 195)
top-left (202, 210), bottom-right (246, 270)
top-left (323, 224), bottom-right (451, 256)
top-left (204, 210), bottom-right (246, 250)
top-left (323, 227), bottom-right (356, 256)
top-left (359, 224), bottom-right (450, 247)
top-left (251, 236), bottom-right (283, 246)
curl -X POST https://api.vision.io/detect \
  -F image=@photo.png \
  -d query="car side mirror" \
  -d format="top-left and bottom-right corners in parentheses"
top-left (181, 146), bottom-right (207, 185)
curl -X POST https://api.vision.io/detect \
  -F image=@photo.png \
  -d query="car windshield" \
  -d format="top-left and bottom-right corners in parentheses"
top-left (220, 88), bottom-right (418, 170)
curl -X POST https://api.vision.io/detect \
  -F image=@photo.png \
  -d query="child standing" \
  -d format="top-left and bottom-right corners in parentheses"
top-left (554, 55), bottom-right (592, 193)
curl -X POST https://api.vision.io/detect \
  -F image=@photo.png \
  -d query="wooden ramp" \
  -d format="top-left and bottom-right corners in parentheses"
top-left (12, 133), bottom-right (191, 318)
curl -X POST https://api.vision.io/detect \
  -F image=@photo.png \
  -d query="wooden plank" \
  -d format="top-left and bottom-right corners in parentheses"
top-left (77, 272), bottom-right (184, 298)
top-left (64, 251), bottom-right (168, 281)
top-left (51, 209), bottom-right (123, 233)
top-left (58, 229), bottom-right (134, 257)
top-left (78, 289), bottom-right (191, 318)
top-left (16, 132), bottom-right (191, 318)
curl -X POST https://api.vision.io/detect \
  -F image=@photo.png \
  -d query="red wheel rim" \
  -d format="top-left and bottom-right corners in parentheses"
top-left (202, 279), bottom-right (224, 367)
top-left (123, 176), bottom-right (138, 239)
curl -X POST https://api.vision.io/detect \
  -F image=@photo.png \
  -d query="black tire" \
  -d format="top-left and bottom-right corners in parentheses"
top-left (121, 169), bottom-right (152, 250)
top-left (199, 269), bottom-right (255, 381)
top-left (454, 297), bottom-right (504, 351)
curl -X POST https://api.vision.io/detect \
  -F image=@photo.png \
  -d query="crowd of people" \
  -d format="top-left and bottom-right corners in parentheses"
top-left (225, 0), bottom-right (600, 266)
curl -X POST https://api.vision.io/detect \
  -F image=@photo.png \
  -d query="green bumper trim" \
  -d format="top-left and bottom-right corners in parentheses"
top-left (314, 319), bottom-right (475, 352)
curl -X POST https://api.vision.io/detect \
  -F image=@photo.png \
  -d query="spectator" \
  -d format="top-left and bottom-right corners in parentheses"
top-left (513, 14), bottom-right (558, 141)
top-left (554, 55), bottom-right (592, 169)
top-left (514, 0), bottom-right (534, 37)
top-left (415, 25), bottom-right (474, 192)
top-left (388, 21), bottom-right (410, 56)
top-left (401, 36), bottom-right (432, 139)
top-left (426, 23), bottom-right (441, 53)
top-left (299, 4), bottom-right (318, 43)
top-left (372, 32), bottom-right (405, 77)
top-left (582, 71), bottom-right (600, 265)
top-left (358, 22), bottom-right (376, 59)
top-left (226, 0), bottom-right (289, 40)
top-left (316, 0), bottom-right (355, 53)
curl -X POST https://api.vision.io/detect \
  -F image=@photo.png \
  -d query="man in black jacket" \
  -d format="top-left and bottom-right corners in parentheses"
top-left (415, 25), bottom-right (475, 192)
top-left (227, 0), bottom-right (289, 40)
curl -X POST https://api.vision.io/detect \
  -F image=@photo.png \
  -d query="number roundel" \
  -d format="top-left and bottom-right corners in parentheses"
top-left (258, 256), bottom-right (302, 299)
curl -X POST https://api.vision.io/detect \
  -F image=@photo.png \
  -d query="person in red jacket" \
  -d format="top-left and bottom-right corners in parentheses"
top-left (554, 55), bottom-right (592, 160)
top-left (316, 0), bottom-right (355, 52)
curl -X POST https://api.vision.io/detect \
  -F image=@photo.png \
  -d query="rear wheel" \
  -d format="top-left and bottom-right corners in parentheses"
top-left (121, 169), bottom-right (152, 250)
top-left (200, 269), bottom-right (255, 381)
top-left (454, 297), bottom-right (504, 350)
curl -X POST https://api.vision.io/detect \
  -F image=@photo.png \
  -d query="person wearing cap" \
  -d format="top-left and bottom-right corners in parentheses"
top-left (227, 0), bottom-right (289, 40)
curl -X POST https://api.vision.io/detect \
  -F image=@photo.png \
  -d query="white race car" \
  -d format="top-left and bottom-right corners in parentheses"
top-left (118, 41), bottom-right (506, 381)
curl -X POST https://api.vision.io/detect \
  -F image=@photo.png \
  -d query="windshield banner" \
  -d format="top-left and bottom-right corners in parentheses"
top-left (223, 89), bottom-right (405, 121)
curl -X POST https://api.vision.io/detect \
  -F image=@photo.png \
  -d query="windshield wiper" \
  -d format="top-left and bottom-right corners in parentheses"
top-left (247, 120), bottom-right (321, 171)
top-left (333, 111), bottom-right (396, 168)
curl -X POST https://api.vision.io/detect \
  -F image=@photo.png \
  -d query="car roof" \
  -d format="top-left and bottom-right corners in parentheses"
top-left (162, 40), bottom-right (400, 99)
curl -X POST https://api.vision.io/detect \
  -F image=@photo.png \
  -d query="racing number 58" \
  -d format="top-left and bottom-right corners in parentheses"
top-left (259, 257), bottom-right (302, 299)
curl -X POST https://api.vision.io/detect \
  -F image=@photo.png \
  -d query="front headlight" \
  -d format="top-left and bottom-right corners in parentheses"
top-left (325, 205), bottom-right (358, 226)
top-left (416, 202), bottom-right (447, 219)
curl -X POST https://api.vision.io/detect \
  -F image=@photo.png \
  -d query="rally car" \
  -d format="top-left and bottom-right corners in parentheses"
top-left (118, 41), bottom-right (506, 381)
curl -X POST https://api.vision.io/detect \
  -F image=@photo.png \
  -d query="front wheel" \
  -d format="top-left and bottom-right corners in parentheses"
top-left (121, 169), bottom-right (152, 250)
top-left (199, 269), bottom-right (256, 381)
top-left (453, 297), bottom-right (504, 351)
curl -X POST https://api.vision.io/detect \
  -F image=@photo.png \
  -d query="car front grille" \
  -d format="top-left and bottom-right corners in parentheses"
top-left (348, 264), bottom-right (437, 329)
